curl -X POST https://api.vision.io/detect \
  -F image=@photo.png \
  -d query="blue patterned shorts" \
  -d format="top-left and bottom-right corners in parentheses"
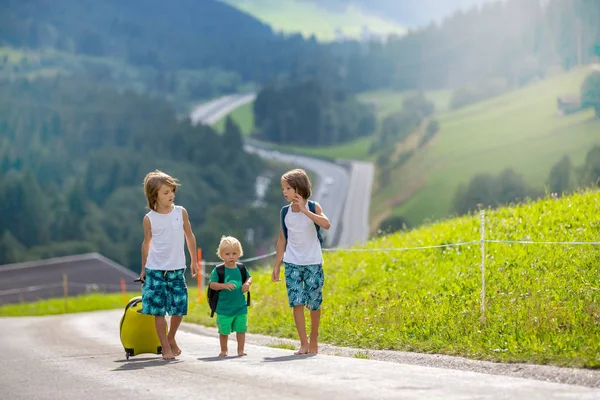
top-left (284, 263), bottom-right (324, 311)
top-left (142, 269), bottom-right (188, 316)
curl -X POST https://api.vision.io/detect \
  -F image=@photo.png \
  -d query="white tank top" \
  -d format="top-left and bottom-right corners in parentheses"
top-left (283, 204), bottom-right (323, 266)
top-left (145, 205), bottom-right (186, 271)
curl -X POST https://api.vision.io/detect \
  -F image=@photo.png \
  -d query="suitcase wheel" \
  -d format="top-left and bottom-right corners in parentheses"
top-left (125, 348), bottom-right (134, 360)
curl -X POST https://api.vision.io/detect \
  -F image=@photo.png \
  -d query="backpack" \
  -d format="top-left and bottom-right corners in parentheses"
top-left (281, 200), bottom-right (324, 246)
top-left (207, 263), bottom-right (251, 318)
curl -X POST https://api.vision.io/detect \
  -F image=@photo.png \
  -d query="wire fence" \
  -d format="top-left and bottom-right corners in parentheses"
top-left (198, 210), bottom-right (599, 318)
top-left (3, 211), bottom-right (599, 314)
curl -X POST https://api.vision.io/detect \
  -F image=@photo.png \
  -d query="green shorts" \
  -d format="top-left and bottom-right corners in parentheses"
top-left (216, 313), bottom-right (247, 335)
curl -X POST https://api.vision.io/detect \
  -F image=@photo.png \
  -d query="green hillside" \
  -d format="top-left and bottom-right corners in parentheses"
top-left (220, 0), bottom-right (406, 41)
top-left (188, 190), bottom-right (600, 367)
top-left (371, 67), bottom-right (600, 227)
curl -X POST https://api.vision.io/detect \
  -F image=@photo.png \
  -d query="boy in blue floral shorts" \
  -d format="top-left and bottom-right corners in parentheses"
top-left (272, 169), bottom-right (330, 354)
top-left (140, 170), bottom-right (198, 360)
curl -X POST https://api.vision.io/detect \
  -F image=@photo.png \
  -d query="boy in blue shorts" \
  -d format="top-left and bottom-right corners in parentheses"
top-left (271, 169), bottom-right (330, 354)
top-left (209, 236), bottom-right (252, 357)
top-left (140, 170), bottom-right (198, 360)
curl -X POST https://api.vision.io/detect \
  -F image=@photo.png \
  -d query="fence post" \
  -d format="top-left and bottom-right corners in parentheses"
top-left (479, 210), bottom-right (486, 323)
top-left (197, 248), bottom-right (203, 304)
top-left (120, 278), bottom-right (127, 304)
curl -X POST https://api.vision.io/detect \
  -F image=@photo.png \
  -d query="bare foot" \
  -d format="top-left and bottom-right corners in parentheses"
top-left (238, 351), bottom-right (247, 357)
top-left (168, 337), bottom-right (182, 356)
top-left (294, 345), bottom-right (309, 355)
top-left (309, 342), bottom-right (319, 354)
top-left (218, 351), bottom-right (228, 357)
top-left (161, 343), bottom-right (175, 360)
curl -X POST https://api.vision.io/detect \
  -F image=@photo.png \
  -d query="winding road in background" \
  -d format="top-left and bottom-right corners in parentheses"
top-left (190, 93), bottom-right (373, 247)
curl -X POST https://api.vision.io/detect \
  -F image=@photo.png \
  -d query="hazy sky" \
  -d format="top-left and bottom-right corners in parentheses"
top-left (297, 0), bottom-right (494, 26)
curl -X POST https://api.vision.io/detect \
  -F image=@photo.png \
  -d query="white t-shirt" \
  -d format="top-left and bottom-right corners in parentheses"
top-left (145, 205), bottom-right (186, 271)
top-left (283, 203), bottom-right (323, 266)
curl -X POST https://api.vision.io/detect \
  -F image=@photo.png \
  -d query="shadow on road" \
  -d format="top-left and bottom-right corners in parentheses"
top-left (111, 357), bottom-right (181, 371)
top-left (197, 355), bottom-right (248, 362)
top-left (262, 354), bottom-right (316, 363)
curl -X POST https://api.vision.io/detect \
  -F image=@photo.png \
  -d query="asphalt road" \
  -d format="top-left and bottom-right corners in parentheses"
top-left (1, 310), bottom-right (598, 400)
top-left (189, 94), bottom-right (372, 247)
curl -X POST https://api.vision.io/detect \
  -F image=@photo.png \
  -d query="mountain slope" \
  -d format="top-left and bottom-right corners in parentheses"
top-left (220, 0), bottom-right (406, 40)
top-left (220, 0), bottom-right (491, 40)
top-left (0, 0), bottom-right (326, 83)
top-left (371, 67), bottom-right (600, 227)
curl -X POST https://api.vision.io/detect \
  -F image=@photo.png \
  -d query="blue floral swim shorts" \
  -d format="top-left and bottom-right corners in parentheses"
top-left (284, 263), bottom-right (324, 311)
top-left (142, 268), bottom-right (188, 316)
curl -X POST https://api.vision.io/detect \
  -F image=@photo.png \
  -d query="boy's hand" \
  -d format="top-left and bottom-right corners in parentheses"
top-left (293, 193), bottom-right (307, 212)
top-left (191, 260), bottom-right (198, 278)
top-left (242, 282), bottom-right (250, 293)
top-left (223, 283), bottom-right (236, 291)
top-left (140, 269), bottom-right (146, 283)
top-left (271, 267), bottom-right (281, 282)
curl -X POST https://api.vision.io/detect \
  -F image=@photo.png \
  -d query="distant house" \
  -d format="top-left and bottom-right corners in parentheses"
top-left (0, 253), bottom-right (140, 305)
top-left (556, 95), bottom-right (582, 116)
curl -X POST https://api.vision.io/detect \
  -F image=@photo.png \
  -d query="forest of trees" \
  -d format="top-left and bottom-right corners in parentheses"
top-left (0, 0), bottom-right (334, 107)
top-left (0, 77), bottom-right (284, 268)
top-left (581, 71), bottom-right (600, 117)
top-left (5, 0), bottom-right (598, 107)
top-left (252, 78), bottom-right (376, 146)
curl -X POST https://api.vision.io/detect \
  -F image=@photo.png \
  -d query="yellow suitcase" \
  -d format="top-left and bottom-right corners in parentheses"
top-left (119, 296), bottom-right (164, 359)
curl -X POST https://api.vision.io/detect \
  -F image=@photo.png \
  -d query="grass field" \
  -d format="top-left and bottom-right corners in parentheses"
top-left (357, 89), bottom-right (452, 117)
top-left (4, 191), bottom-right (599, 368)
top-left (371, 67), bottom-right (600, 227)
top-left (220, 0), bottom-right (405, 41)
top-left (0, 292), bottom-right (140, 316)
top-left (213, 101), bottom-right (255, 135)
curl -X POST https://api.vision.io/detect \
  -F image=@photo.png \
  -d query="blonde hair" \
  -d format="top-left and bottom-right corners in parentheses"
top-left (281, 168), bottom-right (312, 199)
top-left (216, 235), bottom-right (244, 260)
top-left (143, 170), bottom-right (180, 211)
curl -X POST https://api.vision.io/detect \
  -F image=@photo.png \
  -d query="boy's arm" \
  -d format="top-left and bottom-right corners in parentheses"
top-left (271, 226), bottom-right (286, 282)
top-left (208, 268), bottom-right (235, 291)
top-left (242, 270), bottom-right (252, 293)
top-left (182, 208), bottom-right (198, 278)
top-left (209, 281), bottom-right (235, 291)
top-left (141, 215), bottom-right (152, 280)
top-left (297, 197), bottom-right (331, 230)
